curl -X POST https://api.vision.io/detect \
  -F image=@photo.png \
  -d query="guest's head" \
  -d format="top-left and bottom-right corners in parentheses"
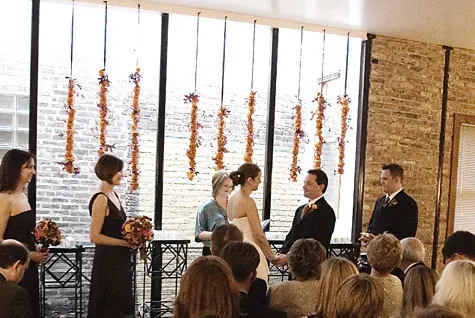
top-left (220, 242), bottom-right (259, 290)
top-left (367, 233), bottom-right (402, 275)
top-left (335, 273), bottom-right (384, 318)
top-left (304, 169), bottom-right (328, 199)
top-left (432, 260), bottom-right (475, 318)
top-left (442, 231), bottom-right (475, 264)
top-left (211, 170), bottom-right (233, 199)
top-left (381, 163), bottom-right (404, 193)
top-left (0, 239), bottom-right (30, 284)
top-left (414, 304), bottom-right (465, 318)
top-left (94, 154), bottom-right (124, 185)
top-left (0, 149), bottom-right (36, 192)
top-left (210, 224), bottom-right (243, 256)
top-left (174, 256), bottom-right (239, 318)
top-left (315, 257), bottom-right (358, 317)
top-left (229, 163), bottom-right (261, 191)
top-left (400, 237), bottom-right (425, 270)
top-left (287, 238), bottom-right (326, 281)
top-left (401, 266), bottom-right (439, 317)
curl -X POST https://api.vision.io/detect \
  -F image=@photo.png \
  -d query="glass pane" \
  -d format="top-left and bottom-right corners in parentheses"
top-left (16, 95), bottom-right (30, 111)
top-left (0, 130), bottom-right (14, 146)
top-left (0, 95), bottom-right (15, 109)
top-left (0, 112), bottom-right (14, 127)
top-left (15, 131), bottom-right (29, 148)
top-left (0, 148), bottom-right (9, 161)
top-left (16, 113), bottom-right (29, 129)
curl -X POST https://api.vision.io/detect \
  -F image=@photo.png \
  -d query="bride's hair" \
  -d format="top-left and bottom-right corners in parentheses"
top-left (229, 163), bottom-right (260, 187)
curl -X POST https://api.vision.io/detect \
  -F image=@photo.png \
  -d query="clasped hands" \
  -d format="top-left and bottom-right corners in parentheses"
top-left (271, 253), bottom-right (287, 266)
top-left (358, 232), bottom-right (375, 247)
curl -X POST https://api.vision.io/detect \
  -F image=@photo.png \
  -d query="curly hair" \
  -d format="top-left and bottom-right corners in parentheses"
top-left (288, 238), bottom-right (326, 280)
top-left (367, 233), bottom-right (402, 274)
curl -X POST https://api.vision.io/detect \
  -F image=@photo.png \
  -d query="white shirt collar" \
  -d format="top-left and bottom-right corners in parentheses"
top-left (308, 194), bottom-right (324, 207)
top-left (387, 188), bottom-right (403, 201)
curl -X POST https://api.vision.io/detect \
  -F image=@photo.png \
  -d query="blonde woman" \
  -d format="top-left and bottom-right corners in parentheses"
top-left (401, 266), bottom-right (438, 317)
top-left (432, 260), bottom-right (475, 317)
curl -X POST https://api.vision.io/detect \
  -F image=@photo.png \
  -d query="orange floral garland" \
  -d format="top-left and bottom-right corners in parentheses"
top-left (129, 68), bottom-right (141, 190)
top-left (213, 105), bottom-right (230, 170)
top-left (337, 95), bottom-right (350, 174)
top-left (59, 78), bottom-right (80, 174)
top-left (185, 93), bottom-right (201, 180)
top-left (311, 92), bottom-right (326, 169)
top-left (244, 91), bottom-right (256, 163)
top-left (97, 69), bottom-right (114, 156)
top-left (290, 102), bottom-right (304, 181)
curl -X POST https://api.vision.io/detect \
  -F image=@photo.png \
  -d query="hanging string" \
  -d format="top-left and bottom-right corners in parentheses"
top-left (69, 0), bottom-right (75, 77)
top-left (194, 12), bottom-right (201, 92)
top-left (297, 26), bottom-right (304, 100)
top-left (220, 16), bottom-right (228, 107)
top-left (250, 20), bottom-right (256, 91)
top-left (320, 29), bottom-right (326, 92)
top-left (343, 32), bottom-right (350, 95)
top-left (136, 3), bottom-right (141, 67)
top-left (103, 1), bottom-right (108, 70)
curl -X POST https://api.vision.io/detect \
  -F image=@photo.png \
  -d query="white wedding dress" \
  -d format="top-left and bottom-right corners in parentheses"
top-left (231, 217), bottom-right (269, 284)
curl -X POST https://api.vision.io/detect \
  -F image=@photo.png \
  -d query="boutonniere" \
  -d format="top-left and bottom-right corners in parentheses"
top-left (388, 199), bottom-right (398, 207)
top-left (308, 203), bottom-right (318, 210)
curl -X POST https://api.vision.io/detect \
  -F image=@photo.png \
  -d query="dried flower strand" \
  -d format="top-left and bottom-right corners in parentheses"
top-left (290, 102), bottom-right (304, 182)
top-left (129, 67), bottom-right (141, 191)
top-left (59, 78), bottom-right (80, 174)
top-left (311, 92), bottom-right (326, 169)
top-left (185, 92), bottom-right (201, 180)
top-left (244, 91), bottom-right (256, 163)
top-left (337, 95), bottom-right (351, 174)
top-left (212, 105), bottom-right (230, 170)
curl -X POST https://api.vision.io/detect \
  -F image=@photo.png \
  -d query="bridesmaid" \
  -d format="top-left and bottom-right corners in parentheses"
top-left (88, 154), bottom-right (134, 318)
top-left (0, 149), bottom-right (49, 318)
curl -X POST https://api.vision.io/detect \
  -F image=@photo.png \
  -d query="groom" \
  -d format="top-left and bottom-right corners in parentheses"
top-left (279, 169), bottom-right (336, 256)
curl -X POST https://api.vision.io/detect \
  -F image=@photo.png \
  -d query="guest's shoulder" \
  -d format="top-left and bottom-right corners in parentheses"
top-left (0, 280), bottom-right (27, 297)
top-left (397, 190), bottom-right (416, 203)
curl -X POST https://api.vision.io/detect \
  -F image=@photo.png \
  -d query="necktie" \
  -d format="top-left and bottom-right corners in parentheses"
top-left (383, 195), bottom-right (390, 208)
top-left (301, 204), bottom-right (311, 219)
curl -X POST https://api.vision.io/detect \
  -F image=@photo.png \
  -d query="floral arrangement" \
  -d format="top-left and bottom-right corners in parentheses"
top-left (122, 215), bottom-right (154, 261)
top-left (311, 92), bottom-right (326, 169)
top-left (185, 93), bottom-right (201, 180)
top-left (59, 78), bottom-right (80, 174)
top-left (35, 219), bottom-right (62, 251)
top-left (97, 69), bottom-right (114, 156)
top-left (336, 95), bottom-right (351, 174)
top-left (129, 68), bottom-right (141, 191)
top-left (213, 105), bottom-right (230, 170)
top-left (290, 102), bottom-right (304, 181)
top-left (244, 91), bottom-right (256, 163)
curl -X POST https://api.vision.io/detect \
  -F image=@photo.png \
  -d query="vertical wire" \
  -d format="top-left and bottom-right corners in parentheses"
top-left (70, 0), bottom-right (75, 77)
top-left (320, 29), bottom-right (326, 92)
top-left (219, 16), bottom-right (228, 107)
top-left (344, 31), bottom-right (350, 95)
top-left (250, 20), bottom-right (256, 91)
top-left (103, 1), bottom-right (108, 70)
top-left (297, 26), bottom-right (304, 101)
top-left (136, 3), bottom-right (141, 67)
top-left (194, 12), bottom-right (201, 92)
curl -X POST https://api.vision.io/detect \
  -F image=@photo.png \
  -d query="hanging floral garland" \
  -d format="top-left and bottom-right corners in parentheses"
top-left (59, 78), bottom-right (80, 174)
top-left (311, 92), bottom-right (326, 169)
top-left (97, 69), bottom-right (113, 156)
top-left (129, 68), bottom-right (141, 190)
top-left (244, 91), bottom-right (256, 163)
top-left (213, 105), bottom-right (230, 170)
top-left (290, 102), bottom-right (304, 181)
top-left (185, 93), bottom-right (201, 180)
top-left (337, 95), bottom-right (350, 174)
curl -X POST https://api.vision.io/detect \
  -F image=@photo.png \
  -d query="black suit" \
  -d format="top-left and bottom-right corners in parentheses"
top-left (239, 291), bottom-right (287, 318)
top-left (0, 274), bottom-right (33, 318)
top-left (368, 190), bottom-right (418, 240)
top-left (280, 197), bottom-right (336, 254)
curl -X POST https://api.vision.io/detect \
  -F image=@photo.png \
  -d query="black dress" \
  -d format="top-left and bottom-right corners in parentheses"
top-left (4, 210), bottom-right (40, 318)
top-left (87, 192), bottom-right (134, 318)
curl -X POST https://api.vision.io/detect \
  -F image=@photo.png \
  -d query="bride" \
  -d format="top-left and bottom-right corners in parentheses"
top-left (227, 163), bottom-right (284, 284)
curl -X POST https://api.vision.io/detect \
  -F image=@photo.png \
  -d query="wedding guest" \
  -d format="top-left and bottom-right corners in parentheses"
top-left (228, 163), bottom-right (284, 285)
top-left (267, 238), bottom-right (326, 318)
top-left (195, 170), bottom-right (233, 256)
top-left (401, 265), bottom-right (438, 317)
top-left (432, 260), bottom-right (475, 317)
top-left (414, 304), bottom-right (464, 318)
top-left (210, 223), bottom-right (243, 256)
top-left (0, 149), bottom-right (48, 318)
top-left (0, 239), bottom-right (33, 318)
top-left (174, 256), bottom-right (240, 318)
top-left (88, 154), bottom-right (133, 318)
top-left (442, 230), bottom-right (475, 264)
top-left (367, 233), bottom-right (403, 318)
top-left (392, 237), bottom-right (425, 285)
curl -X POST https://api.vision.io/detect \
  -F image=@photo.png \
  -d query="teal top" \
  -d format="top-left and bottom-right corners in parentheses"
top-left (195, 198), bottom-right (228, 248)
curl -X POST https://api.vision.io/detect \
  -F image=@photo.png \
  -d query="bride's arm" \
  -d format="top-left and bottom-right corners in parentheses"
top-left (246, 199), bottom-right (277, 261)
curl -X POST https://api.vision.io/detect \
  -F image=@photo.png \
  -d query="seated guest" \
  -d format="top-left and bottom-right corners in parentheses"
top-left (210, 224), bottom-right (243, 256)
top-left (267, 239), bottom-right (326, 318)
top-left (173, 256), bottom-right (240, 318)
top-left (0, 239), bottom-right (33, 318)
top-left (432, 260), bottom-right (475, 317)
top-left (442, 230), bottom-right (475, 264)
top-left (220, 242), bottom-right (287, 318)
top-left (334, 273), bottom-right (384, 318)
top-left (414, 304), bottom-right (464, 318)
top-left (392, 237), bottom-right (425, 285)
top-left (401, 265), bottom-right (438, 317)
top-left (312, 257), bottom-right (359, 318)
top-left (367, 233), bottom-right (403, 318)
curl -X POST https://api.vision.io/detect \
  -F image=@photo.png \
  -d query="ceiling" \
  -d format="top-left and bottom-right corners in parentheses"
top-left (148, 0), bottom-right (475, 50)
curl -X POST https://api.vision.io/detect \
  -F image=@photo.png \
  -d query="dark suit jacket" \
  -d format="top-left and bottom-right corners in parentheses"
top-left (240, 291), bottom-right (287, 318)
top-left (368, 190), bottom-right (418, 240)
top-left (248, 278), bottom-right (267, 305)
top-left (392, 261), bottom-right (425, 286)
top-left (280, 197), bottom-right (336, 254)
top-left (0, 274), bottom-right (33, 318)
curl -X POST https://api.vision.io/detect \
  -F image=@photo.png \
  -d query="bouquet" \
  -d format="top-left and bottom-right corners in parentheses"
top-left (34, 219), bottom-right (62, 251)
top-left (122, 215), bottom-right (154, 262)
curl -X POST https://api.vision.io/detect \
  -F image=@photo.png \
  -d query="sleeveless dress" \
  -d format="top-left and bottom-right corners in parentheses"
top-left (232, 217), bottom-right (269, 284)
top-left (4, 210), bottom-right (40, 318)
top-left (87, 192), bottom-right (134, 318)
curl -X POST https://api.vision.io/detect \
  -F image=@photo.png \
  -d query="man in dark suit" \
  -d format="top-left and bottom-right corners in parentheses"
top-left (361, 164), bottom-right (418, 246)
top-left (0, 239), bottom-right (33, 318)
top-left (279, 169), bottom-right (336, 255)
